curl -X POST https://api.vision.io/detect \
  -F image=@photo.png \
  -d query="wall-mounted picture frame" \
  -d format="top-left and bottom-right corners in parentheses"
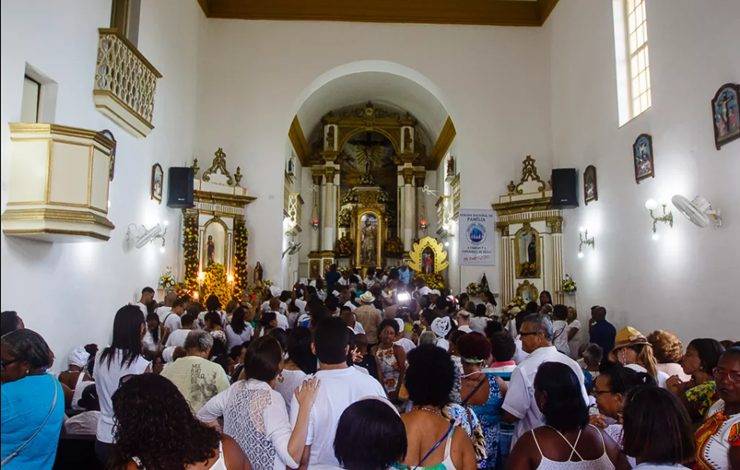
top-left (583, 165), bottom-right (598, 204)
top-left (711, 83), bottom-right (740, 150)
top-left (633, 134), bottom-right (654, 184)
top-left (151, 163), bottom-right (163, 202)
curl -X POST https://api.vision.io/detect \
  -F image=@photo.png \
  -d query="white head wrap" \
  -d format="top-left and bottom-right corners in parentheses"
top-left (394, 318), bottom-right (405, 333)
top-left (431, 316), bottom-right (452, 338)
top-left (269, 286), bottom-right (282, 298)
top-left (68, 346), bottom-right (89, 368)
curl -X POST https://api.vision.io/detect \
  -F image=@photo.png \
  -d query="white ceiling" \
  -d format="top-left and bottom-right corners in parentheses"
top-left (296, 71), bottom-right (450, 145)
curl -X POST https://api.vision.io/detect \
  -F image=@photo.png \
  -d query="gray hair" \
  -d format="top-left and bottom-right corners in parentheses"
top-left (184, 330), bottom-right (213, 352)
top-left (522, 313), bottom-right (554, 340)
top-left (418, 331), bottom-right (437, 346)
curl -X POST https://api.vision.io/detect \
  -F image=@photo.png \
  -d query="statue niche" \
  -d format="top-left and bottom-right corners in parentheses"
top-left (514, 223), bottom-right (540, 278)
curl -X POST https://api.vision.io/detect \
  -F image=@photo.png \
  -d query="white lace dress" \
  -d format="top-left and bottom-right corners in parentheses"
top-left (196, 379), bottom-right (300, 470)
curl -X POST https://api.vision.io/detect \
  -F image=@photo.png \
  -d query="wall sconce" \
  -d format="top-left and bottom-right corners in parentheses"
top-left (126, 221), bottom-right (168, 252)
top-left (578, 226), bottom-right (595, 258)
top-left (645, 199), bottom-right (673, 240)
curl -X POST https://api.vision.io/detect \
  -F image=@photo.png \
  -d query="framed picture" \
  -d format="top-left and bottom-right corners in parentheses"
top-left (711, 83), bottom-right (740, 150)
top-left (151, 163), bottom-right (163, 202)
top-left (633, 134), bottom-right (654, 184)
top-left (584, 165), bottom-right (598, 204)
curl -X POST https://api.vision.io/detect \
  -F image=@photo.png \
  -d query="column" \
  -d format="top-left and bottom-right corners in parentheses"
top-left (309, 169), bottom-right (322, 252)
top-left (415, 169), bottom-right (426, 239)
top-left (321, 164), bottom-right (338, 251)
top-left (401, 167), bottom-right (415, 252)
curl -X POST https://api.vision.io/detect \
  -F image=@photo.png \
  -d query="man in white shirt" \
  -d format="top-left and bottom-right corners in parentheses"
top-left (502, 313), bottom-right (588, 447)
top-left (261, 285), bottom-right (287, 315)
top-left (133, 286), bottom-right (155, 320)
top-left (163, 298), bottom-right (186, 333)
top-left (155, 291), bottom-right (177, 322)
top-left (290, 317), bottom-right (385, 469)
top-left (165, 312), bottom-right (197, 349)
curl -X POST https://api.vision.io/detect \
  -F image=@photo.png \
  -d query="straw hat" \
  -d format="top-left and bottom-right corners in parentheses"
top-left (359, 291), bottom-right (376, 304)
top-left (613, 326), bottom-right (649, 350)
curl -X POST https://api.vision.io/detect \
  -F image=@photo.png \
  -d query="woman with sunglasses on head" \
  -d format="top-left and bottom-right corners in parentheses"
top-left (609, 326), bottom-right (669, 387)
top-left (694, 346), bottom-right (740, 470)
top-left (1, 328), bottom-right (64, 469)
top-left (589, 364), bottom-right (655, 465)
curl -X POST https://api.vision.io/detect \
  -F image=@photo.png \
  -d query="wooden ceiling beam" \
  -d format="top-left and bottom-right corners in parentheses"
top-left (200, 0), bottom-right (559, 26)
top-left (288, 116), bottom-right (311, 166)
top-left (430, 116), bottom-right (456, 169)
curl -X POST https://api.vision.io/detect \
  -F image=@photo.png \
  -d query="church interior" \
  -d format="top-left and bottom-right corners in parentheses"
top-left (1, 0), bottom-right (739, 467)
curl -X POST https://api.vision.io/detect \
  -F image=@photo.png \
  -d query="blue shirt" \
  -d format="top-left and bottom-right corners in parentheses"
top-left (398, 268), bottom-right (413, 286)
top-left (590, 319), bottom-right (616, 355)
top-left (1, 374), bottom-right (64, 469)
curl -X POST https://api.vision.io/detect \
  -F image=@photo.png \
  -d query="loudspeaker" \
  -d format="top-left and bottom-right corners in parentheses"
top-left (167, 167), bottom-right (194, 208)
top-left (551, 168), bottom-right (579, 208)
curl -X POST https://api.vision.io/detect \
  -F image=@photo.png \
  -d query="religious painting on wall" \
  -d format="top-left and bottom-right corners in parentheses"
top-left (633, 134), bottom-right (654, 183)
top-left (202, 218), bottom-right (227, 268)
top-left (514, 224), bottom-right (540, 278)
top-left (711, 83), bottom-right (740, 150)
top-left (151, 163), bottom-right (163, 202)
top-left (359, 212), bottom-right (379, 266)
top-left (584, 165), bottom-right (598, 205)
top-left (516, 280), bottom-right (539, 304)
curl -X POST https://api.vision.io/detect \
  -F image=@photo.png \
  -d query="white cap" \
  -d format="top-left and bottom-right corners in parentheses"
top-left (269, 285), bottom-right (282, 297)
top-left (67, 346), bottom-right (89, 368)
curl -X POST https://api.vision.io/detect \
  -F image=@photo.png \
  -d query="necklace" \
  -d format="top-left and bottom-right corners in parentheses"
top-left (417, 405), bottom-right (443, 416)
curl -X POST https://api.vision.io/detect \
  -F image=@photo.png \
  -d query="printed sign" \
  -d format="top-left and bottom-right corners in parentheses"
top-left (459, 209), bottom-right (495, 266)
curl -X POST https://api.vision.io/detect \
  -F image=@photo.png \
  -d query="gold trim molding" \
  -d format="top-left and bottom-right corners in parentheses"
top-left (431, 117), bottom-right (456, 169)
top-left (289, 116), bottom-right (311, 166)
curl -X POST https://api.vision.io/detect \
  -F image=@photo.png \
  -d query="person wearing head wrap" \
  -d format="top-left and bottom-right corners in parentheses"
top-left (431, 316), bottom-right (452, 351)
top-left (58, 346), bottom-right (95, 409)
top-left (393, 318), bottom-right (416, 353)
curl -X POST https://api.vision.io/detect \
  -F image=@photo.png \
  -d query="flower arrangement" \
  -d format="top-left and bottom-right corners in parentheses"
top-left (501, 296), bottom-right (526, 325)
top-left (159, 267), bottom-right (176, 290)
top-left (416, 272), bottom-right (445, 290)
top-left (198, 263), bottom-right (234, 305)
top-left (561, 274), bottom-right (577, 294)
top-left (466, 282), bottom-right (482, 297)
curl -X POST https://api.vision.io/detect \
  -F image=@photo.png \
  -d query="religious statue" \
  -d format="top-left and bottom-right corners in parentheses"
top-left (404, 127), bottom-right (413, 151)
top-left (361, 216), bottom-right (377, 264)
top-left (325, 126), bottom-right (335, 151)
top-left (422, 248), bottom-right (434, 274)
top-left (253, 262), bottom-right (263, 284)
top-left (206, 235), bottom-right (215, 266)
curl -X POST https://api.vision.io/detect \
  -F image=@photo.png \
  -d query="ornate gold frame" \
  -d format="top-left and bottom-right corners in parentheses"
top-left (201, 216), bottom-right (229, 269)
top-left (516, 280), bottom-right (539, 303)
top-left (513, 222), bottom-right (541, 278)
top-left (355, 209), bottom-right (383, 268)
top-left (407, 236), bottom-right (449, 273)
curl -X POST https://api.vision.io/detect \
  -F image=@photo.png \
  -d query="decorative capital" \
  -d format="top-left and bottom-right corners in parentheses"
top-left (496, 222), bottom-right (510, 236)
top-left (546, 217), bottom-right (563, 233)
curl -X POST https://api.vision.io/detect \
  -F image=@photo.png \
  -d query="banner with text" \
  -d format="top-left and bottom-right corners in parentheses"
top-left (459, 209), bottom-right (496, 266)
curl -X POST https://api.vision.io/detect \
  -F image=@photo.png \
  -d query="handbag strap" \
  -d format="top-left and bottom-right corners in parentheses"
top-left (461, 375), bottom-right (487, 406)
top-left (418, 419), bottom-right (456, 466)
top-left (1, 377), bottom-right (59, 466)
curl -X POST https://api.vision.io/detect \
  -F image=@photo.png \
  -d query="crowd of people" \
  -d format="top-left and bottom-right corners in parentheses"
top-left (1, 265), bottom-right (738, 469)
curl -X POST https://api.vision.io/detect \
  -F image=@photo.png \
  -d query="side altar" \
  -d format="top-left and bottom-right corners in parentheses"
top-left (182, 148), bottom-right (256, 299)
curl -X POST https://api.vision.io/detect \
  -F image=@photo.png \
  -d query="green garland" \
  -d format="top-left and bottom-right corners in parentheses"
top-left (183, 211), bottom-right (199, 291)
top-left (233, 217), bottom-right (249, 296)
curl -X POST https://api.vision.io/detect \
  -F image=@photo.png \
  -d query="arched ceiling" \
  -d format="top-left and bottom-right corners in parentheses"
top-left (297, 71), bottom-right (449, 144)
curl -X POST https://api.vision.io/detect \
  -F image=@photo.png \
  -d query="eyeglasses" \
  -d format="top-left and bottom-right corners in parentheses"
top-left (713, 367), bottom-right (740, 382)
top-left (519, 332), bottom-right (540, 337)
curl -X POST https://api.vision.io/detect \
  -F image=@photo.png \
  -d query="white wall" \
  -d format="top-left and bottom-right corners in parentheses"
top-left (195, 20), bottom-right (553, 292)
top-left (546, 0), bottom-right (740, 340)
top-left (0, 0), bottom-right (206, 371)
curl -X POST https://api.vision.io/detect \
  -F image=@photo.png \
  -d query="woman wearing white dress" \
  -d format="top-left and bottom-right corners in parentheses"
top-left (198, 336), bottom-right (320, 470)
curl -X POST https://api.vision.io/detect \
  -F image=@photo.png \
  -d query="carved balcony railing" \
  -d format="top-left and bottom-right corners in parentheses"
top-left (93, 28), bottom-right (162, 138)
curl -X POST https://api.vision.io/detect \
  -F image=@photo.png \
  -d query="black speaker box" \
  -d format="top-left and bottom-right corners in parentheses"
top-left (551, 168), bottom-right (579, 208)
top-left (167, 167), bottom-right (194, 208)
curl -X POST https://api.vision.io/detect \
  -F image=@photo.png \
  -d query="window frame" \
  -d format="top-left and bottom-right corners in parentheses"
top-left (22, 74), bottom-right (42, 123)
top-left (622, 0), bottom-right (651, 120)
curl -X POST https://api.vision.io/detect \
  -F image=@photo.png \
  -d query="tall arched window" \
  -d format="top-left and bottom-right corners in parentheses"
top-left (613, 0), bottom-right (652, 125)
